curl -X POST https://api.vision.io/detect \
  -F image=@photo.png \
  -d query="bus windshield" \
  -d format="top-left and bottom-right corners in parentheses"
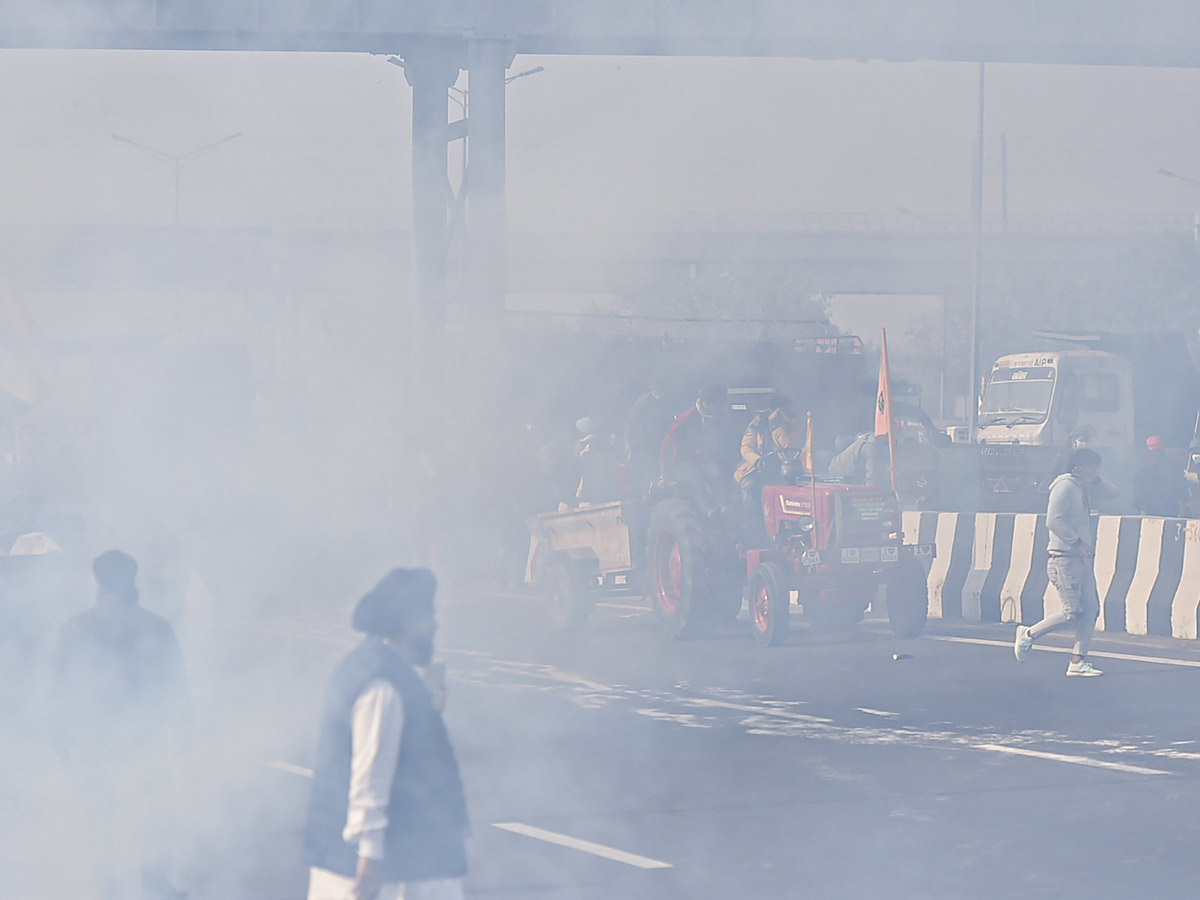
top-left (980, 366), bottom-right (1054, 424)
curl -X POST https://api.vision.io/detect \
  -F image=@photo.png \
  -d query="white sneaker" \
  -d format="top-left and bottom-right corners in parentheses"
top-left (1066, 659), bottom-right (1104, 677)
top-left (1014, 625), bottom-right (1033, 662)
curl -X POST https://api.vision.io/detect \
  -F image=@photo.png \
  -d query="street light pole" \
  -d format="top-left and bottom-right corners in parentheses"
top-left (1157, 168), bottom-right (1200, 246)
top-left (970, 61), bottom-right (986, 435)
top-left (112, 131), bottom-right (242, 224)
top-left (1158, 167), bottom-right (1200, 191)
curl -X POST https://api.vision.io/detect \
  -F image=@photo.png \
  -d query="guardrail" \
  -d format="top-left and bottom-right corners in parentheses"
top-left (904, 512), bottom-right (1200, 640)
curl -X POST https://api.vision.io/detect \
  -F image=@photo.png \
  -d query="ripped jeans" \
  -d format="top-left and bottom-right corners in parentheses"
top-left (1029, 554), bottom-right (1100, 658)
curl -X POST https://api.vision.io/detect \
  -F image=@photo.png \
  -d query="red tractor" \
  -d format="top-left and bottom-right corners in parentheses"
top-left (529, 457), bottom-right (933, 645)
top-left (737, 452), bottom-right (934, 646)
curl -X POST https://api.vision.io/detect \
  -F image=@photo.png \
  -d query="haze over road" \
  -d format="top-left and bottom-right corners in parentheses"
top-left (187, 588), bottom-right (1200, 900)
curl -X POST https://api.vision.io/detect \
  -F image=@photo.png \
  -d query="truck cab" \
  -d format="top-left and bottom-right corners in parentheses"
top-left (977, 350), bottom-right (1133, 448)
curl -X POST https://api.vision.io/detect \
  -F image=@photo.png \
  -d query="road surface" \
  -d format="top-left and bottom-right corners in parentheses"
top-left (15, 586), bottom-right (1200, 899)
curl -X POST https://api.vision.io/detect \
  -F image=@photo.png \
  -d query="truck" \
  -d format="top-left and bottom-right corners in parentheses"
top-left (976, 332), bottom-right (1199, 512)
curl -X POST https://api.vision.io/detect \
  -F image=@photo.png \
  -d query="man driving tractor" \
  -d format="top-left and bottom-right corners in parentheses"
top-left (733, 395), bottom-right (805, 540)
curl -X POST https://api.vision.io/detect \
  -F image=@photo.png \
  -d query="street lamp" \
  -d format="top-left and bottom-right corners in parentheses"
top-left (506, 66), bottom-right (544, 84)
top-left (1158, 167), bottom-right (1200, 190)
top-left (112, 131), bottom-right (243, 225)
top-left (1156, 168), bottom-right (1200, 243)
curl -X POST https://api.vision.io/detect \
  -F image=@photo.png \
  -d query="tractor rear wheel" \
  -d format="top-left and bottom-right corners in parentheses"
top-left (887, 557), bottom-right (929, 638)
top-left (749, 562), bottom-right (790, 647)
top-left (648, 499), bottom-right (713, 638)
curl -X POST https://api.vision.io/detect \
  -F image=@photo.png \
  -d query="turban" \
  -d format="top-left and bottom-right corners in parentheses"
top-left (352, 568), bottom-right (437, 635)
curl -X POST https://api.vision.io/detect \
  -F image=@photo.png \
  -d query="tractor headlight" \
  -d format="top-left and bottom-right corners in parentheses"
top-left (797, 515), bottom-right (815, 533)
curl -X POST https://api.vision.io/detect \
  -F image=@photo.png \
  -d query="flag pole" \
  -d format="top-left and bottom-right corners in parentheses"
top-left (806, 410), bottom-right (817, 515)
top-left (879, 328), bottom-right (899, 493)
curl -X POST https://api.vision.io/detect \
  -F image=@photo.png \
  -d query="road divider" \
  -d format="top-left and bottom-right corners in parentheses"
top-left (904, 512), bottom-right (1200, 640)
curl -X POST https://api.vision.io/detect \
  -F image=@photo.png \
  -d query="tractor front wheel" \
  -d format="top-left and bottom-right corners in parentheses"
top-left (887, 557), bottom-right (929, 638)
top-left (749, 562), bottom-right (790, 648)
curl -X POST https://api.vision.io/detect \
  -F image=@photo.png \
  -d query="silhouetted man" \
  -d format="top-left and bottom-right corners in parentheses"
top-left (52, 549), bottom-right (191, 900)
top-left (304, 568), bottom-right (468, 900)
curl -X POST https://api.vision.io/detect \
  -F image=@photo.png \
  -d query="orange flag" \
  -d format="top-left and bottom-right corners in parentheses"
top-left (802, 410), bottom-right (815, 474)
top-left (875, 329), bottom-right (898, 491)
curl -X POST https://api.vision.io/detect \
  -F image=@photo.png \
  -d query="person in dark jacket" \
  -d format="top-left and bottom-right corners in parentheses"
top-left (660, 385), bottom-right (731, 511)
top-left (1133, 434), bottom-right (1187, 517)
top-left (624, 388), bottom-right (673, 495)
top-left (52, 549), bottom-right (191, 900)
top-left (303, 568), bottom-right (468, 900)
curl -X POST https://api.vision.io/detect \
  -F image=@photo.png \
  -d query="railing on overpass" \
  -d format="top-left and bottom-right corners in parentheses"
top-left (18, 209), bottom-right (1176, 238)
top-left (658, 211), bottom-right (1199, 236)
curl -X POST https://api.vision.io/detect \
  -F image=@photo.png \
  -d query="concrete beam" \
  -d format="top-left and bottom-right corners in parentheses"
top-left (4, 1), bottom-right (1200, 67)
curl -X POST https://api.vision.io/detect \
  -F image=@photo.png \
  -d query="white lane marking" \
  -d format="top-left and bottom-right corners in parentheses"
top-left (683, 696), bottom-right (831, 723)
top-left (265, 760), bottom-right (314, 777)
top-left (493, 822), bottom-right (672, 870)
top-left (977, 743), bottom-right (1171, 776)
top-left (856, 707), bottom-right (899, 718)
top-left (929, 635), bottom-right (1200, 669)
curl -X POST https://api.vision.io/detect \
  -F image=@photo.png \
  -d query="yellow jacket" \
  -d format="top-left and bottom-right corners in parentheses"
top-left (734, 412), bottom-right (804, 484)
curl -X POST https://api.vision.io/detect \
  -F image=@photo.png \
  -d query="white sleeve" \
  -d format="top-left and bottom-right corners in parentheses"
top-left (342, 678), bottom-right (405, 860)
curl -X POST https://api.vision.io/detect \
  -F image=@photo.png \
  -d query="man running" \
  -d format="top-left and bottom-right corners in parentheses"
top-left (1014, 448), bottom-right (1117, 677)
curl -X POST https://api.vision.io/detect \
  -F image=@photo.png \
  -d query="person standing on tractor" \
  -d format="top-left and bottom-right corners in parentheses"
top-left (1014, 448), bottom-right (1118, 677)
top-left (828, 431), bottom-right (888, 487)
top-left (574, 416), bottom-right (618, 505)
top-left (660, 385), bottom-right (729, 512)
top-left (734, 396), bottom-right (804, 537)
top-left (625, 388), bottom-right (673, 497)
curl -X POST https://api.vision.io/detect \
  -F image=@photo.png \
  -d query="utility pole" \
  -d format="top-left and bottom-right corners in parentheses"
top-left (1001, 132), bottom-right (1008, 232)
top-left (970, 62), bottom-right (985, 434)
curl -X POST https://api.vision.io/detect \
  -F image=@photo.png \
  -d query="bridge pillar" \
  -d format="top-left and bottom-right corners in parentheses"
top-left (398, 41), bottom-right (461, 558)
top-left (402, 41), bottom-right (462, 336)
top-left (465, 38), bottom-right (516, 320)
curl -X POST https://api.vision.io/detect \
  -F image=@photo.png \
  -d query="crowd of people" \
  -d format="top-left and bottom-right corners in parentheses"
top-left (542, 385), bottom-right (936, 519)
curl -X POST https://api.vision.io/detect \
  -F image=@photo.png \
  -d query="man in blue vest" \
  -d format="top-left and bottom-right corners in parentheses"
top-left (303, 568), bottom-right (468, 900)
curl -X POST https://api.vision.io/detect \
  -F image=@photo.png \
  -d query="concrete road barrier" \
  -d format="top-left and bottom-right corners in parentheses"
top-left (902, 512), bottom-right (1200, 639)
